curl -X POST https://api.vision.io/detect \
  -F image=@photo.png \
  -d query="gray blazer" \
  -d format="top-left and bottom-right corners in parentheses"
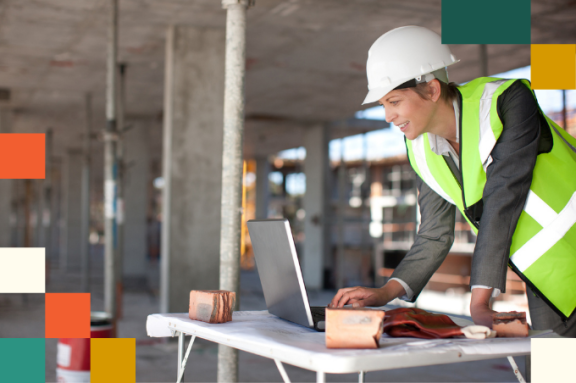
top-left (391, 81), bottom-right (546, 301)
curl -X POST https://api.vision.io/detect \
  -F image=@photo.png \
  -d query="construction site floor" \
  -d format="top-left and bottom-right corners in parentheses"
top-left (0, 250), bottom-right (527, 383)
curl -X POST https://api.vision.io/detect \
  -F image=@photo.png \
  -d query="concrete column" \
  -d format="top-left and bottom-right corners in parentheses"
top-left (160, 25), bottom-right (225, 313)
top-left (104, 0), bottom-right (120, 322)
top-left (218, 2), bottom-right (249, 379)
top-left (63, 150), bottom-right (83, 271)
top-left (0, 108), bottom-right (12, 247)
top-left (302, 124), bottom-right (329, 290)
top-left (123, 121), bottom-right (150, 283)
top-left (255, 157), bottom-right (270, 219)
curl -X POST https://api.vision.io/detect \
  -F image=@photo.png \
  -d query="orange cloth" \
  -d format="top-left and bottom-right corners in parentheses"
top-left (383, 308), bottom-right (464, 339)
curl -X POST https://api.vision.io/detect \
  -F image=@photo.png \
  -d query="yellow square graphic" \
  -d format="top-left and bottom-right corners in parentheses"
top-left (91, 338), bottom-right (136, 383)
top-left (531, 44), bottom-right (576, 90)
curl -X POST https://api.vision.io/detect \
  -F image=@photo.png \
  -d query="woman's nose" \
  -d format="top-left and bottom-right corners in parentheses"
top-left (385, 109), bottom-right (395, 123)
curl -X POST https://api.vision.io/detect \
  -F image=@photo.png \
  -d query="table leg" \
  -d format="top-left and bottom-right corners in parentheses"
top-left (358, 370), bottom-right (365, 383)
top-left (274, 359), bottom-right (291, 383)
top-left (178, 332), bottom-right (184, 379)
top-left (177, 335), bottom-right (196, 383)
top-left (316, 371), bottom-right (325, 383)
top-left (507, 356), bottom-right (526, 383)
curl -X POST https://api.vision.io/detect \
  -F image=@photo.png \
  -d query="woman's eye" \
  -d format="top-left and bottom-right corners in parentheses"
top-left (390, 101), bottom-right (398, 106)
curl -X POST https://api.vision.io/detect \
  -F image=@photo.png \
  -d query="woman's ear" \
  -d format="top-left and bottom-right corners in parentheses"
top-left (429, 79), bottom-right (441, 102)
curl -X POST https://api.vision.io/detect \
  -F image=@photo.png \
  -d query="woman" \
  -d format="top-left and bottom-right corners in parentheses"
top-left (329, 26), bottom-right (576, 337)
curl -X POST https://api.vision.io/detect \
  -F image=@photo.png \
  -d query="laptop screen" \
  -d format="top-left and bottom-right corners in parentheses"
top-left (247, 219), bottom-right (314, 328)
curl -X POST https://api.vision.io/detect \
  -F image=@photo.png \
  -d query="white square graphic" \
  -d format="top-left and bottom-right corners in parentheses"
top-left (0, 247), bottom-right (45, 293)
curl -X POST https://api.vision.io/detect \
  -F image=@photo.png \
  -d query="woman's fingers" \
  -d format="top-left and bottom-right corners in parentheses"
top-left (329, 286), bottom-right (386, 308)
top-left (337, 292), bottom-right (354, 307)
top-left (333, 289), bottom-right (356, 308)
top-left (330, 286), bottom-right (390, 309)
top-left (329, 287), bottom-right (355, 308)
top-left (335, 287), bottom-right (370, 307)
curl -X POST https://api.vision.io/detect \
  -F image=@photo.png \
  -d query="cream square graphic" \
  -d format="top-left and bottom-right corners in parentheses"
top-left (0, 248), bottom-right (45, 293)
top-left (532, 338), bottom-right (576, 383)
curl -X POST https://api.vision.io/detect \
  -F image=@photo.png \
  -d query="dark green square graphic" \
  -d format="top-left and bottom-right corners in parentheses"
top-left (0, 338), bottom-right (45, 382)
top-left (442, 0), bottom-right (530, 44)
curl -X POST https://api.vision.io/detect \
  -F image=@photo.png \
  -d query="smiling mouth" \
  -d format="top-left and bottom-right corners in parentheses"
top-left (398, 121), bottom-right (409, 131)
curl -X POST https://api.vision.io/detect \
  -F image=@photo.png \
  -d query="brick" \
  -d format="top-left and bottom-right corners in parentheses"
top-left (189, 290), bottom-right (235, 324)
top-left (493, 311), bottom-right (529, 338)
top-left (325, 308), bottom-right (385, 349)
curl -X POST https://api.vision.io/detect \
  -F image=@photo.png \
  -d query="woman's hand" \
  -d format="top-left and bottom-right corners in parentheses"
top-left (329, 287), bottom-right (387, 308)
top-left (328, 280), bottom-right (406, 308)
top-left (470, 287), bottom-right (497, 328)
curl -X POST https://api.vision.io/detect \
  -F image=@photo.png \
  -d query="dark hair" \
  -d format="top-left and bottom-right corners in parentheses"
top-left (411, 80), bottom-right (459, 104)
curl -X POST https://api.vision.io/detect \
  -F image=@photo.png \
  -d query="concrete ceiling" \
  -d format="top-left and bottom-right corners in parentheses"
top-left (0, 0), bottom-right (575, 169)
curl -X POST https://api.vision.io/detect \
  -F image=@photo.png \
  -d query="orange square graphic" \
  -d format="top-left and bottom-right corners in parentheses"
top-left (0, 133), bottom-right (45, 179)
top-left (45, 293), bottom-right (91, 338)
top-left (531, 44), bottom-right (576, 90)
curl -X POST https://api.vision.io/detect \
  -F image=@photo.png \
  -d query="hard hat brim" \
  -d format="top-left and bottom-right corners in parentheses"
top-left (362, 85), bottom-right (395, 105)
top-left (361, 69), bottom-right (449, 105)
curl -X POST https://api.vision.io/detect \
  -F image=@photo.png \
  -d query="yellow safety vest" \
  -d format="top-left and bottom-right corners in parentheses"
top-left (405, 77), bottom-right (576, 320)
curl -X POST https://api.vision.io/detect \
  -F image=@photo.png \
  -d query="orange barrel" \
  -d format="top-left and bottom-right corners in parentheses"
top-left (56, 312), bottom-right (113, 382)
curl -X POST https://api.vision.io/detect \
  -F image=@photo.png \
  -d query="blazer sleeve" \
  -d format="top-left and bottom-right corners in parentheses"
top-left (470, 80), bottom-right (543, 291)
top-left (390, 175), bottom-right (456, 302)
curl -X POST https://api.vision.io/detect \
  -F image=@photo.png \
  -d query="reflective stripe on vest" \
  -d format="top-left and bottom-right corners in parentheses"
top-left (412, 134), bottom-right (455, 205)
top-left (461, 78), bottom-right (516, 207)
top-left (511, 191), bottom-right (576, 272)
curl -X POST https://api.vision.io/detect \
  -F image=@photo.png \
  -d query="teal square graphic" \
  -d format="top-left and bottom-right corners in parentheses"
top-left (0, 338), bottom-right (45, 382)
top-left (442, 0), bottom-right (531, 44)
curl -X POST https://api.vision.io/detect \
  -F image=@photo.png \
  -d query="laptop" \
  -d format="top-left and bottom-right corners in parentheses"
top-left (247, 219), bottom-right (326, 331)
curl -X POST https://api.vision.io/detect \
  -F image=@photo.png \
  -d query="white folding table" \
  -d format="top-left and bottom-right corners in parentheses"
top-left (146, 310), bottom-right (555, 383)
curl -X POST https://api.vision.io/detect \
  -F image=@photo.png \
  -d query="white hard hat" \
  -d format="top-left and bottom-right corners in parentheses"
top-left (362, 26), bottom-right (459, 105)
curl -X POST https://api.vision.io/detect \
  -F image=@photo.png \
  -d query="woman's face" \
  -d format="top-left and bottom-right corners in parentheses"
top-left (379, 87), bottom-right (436, 141)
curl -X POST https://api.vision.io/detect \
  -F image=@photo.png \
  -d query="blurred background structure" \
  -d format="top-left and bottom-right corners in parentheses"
top-left (0, 0), bottom-right (575, 381)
